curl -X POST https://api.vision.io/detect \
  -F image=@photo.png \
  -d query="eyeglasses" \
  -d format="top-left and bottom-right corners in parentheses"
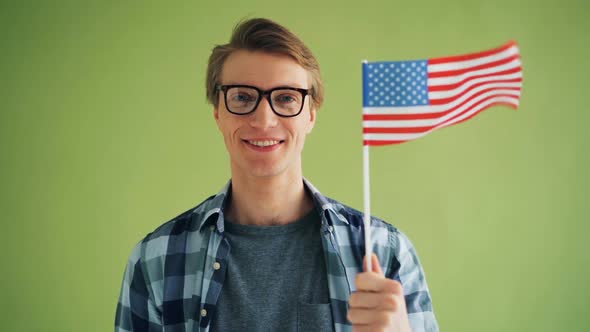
top-left (216, 84), bottom-right (309, 117)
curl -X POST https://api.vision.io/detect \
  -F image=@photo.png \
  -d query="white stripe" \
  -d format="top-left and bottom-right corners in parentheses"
top-left (439, 96), bottom-right (519, 128)
top-left (429, 80), bottom-right (522, 100)
top-left (428, 45), bottom-right (519, 73)
top-left (363, 105), bottom-right (444, 115)
top-left (429, 82), bottom-right (520, 111)
top-left (428, 58), bottom-right (522, 86)
top-left (363, 91), bottom-right (520, 128)
top-left (363, 96), bottom-right (519, 142)
top-left (363, 89), bottom-right (520, 124)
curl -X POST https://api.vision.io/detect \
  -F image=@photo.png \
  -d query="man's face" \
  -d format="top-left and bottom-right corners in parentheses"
top-left (214, 50), bottom-right (316, 180)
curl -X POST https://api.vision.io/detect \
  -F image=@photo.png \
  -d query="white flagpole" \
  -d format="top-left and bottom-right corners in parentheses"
top-left (361, 59), bottom-right (373, 272)
top-left (363, 144), bottom-right (372, 272)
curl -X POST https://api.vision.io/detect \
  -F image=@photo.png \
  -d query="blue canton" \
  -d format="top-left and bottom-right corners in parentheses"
top-left (362, 61), bottom-right (430, 107)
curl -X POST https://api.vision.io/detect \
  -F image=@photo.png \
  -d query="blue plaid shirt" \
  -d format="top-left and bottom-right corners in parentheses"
top-left (115, 179), bottom-right (438, 331)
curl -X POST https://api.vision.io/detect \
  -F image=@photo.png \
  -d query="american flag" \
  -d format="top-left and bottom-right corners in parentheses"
top-left (362, 41), bottom-right (522, 146)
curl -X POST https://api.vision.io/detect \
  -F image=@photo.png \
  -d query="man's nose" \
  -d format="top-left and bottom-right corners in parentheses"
top-left (249, 97), bottom-right (278, 129)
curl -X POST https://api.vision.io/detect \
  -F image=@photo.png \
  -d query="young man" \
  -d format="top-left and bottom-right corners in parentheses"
top-left (116, 18), bottom-right (438, 332)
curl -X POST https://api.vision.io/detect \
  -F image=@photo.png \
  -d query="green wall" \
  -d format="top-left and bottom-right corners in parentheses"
top-left (2, 1), bottom-right (588, 331)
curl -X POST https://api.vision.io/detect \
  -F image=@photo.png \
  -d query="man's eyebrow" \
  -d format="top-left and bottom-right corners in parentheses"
top-left (222, 82), bottom-right (308, 89)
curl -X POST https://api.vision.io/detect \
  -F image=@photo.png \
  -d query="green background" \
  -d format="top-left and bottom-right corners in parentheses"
top-left (1, 1), bottom-right (588, 331)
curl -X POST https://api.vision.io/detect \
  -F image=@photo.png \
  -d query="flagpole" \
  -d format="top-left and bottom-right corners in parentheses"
top-left (363, 144), bottom-right (372, 272)
top-left (361, 59), bottom-right (372, 272)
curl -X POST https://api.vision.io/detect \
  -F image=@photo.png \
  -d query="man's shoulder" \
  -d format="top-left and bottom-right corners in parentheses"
top-left (323, 195), bottom-right (399, 233)
top-left (128, 194), bottom-right (219, 263)
top-left (145, 195), bottom-right (215, 240)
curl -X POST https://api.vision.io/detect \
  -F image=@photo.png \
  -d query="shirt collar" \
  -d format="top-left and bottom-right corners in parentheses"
top-left (197, 178), bottom-right (349, 233)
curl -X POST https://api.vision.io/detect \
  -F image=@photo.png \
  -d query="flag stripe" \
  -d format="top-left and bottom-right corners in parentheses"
top-left (363, 93), bottom-right (520, 128)
top-left (363, 96), bottom-right (519, 142)
top-left (428, 53), bottom-right (520, 79)
top-left (429, 84), bottom-right (521, 105)
top-left (428, 68), bottom-right (522, 92)
top-left (427, 40), bottom-right (517, 65)
top-left (427, 58), bottom-right (521, 86)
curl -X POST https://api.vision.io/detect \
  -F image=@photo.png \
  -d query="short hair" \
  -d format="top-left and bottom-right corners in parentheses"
top-left (205, 18), bottom-right (324, 109)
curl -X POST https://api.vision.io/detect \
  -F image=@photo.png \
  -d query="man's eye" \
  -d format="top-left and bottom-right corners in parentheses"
top-left (274, 94), bottom-right (297, 103)
top-left (231, 94), bottom-right (255, 102)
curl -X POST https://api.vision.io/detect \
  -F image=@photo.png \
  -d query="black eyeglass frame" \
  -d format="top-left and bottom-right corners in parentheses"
top-left (216, 84), bottom-right (310, 118)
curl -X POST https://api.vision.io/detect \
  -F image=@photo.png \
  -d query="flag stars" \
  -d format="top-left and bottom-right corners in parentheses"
top-left (364, 60), bottom-right (429, 108)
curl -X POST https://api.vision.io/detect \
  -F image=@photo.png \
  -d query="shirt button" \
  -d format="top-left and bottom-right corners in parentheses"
top-left (328, 225), bottom-right (334, 232)
top-left (209, 225), bottom-right (215, 231)
top-left (213, 262), bottom-right (221, 270)
top-left (201, 309), bottom-right (207, 317)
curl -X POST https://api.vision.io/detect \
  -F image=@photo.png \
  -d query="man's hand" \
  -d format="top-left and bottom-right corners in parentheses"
top-left (348, 254), bottom-right (412, 332)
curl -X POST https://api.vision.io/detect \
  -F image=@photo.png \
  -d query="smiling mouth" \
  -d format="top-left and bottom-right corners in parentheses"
top-left (243, 139), bottom-right (285, 147)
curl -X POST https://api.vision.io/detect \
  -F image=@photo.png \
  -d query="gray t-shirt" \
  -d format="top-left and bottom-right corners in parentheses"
top-left (211, 209), bottom-right (334, 331)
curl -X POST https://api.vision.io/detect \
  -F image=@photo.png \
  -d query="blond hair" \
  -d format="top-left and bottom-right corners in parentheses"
top-left (205, 18), bottom-right (324, 109)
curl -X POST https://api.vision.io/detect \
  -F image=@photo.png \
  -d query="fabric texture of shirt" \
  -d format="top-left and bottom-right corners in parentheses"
top-left (115, 179), bottom-right (439, 332)
top-left (211, 209), bottom-right (332, 331)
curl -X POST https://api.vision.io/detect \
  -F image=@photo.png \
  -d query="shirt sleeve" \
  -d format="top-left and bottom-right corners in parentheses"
top-left (387, 230), bottom-right (439, 332)
top-left (115, 244), bottom-right (162, 332)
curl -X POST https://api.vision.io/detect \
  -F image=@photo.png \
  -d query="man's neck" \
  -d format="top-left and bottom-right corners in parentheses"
top-left (226, 171), bottom-right (314, 226)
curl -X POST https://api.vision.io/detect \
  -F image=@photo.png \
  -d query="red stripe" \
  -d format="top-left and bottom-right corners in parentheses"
top-left (364, 113), bottom-right (446, 121)
top-left (428, 54), bottom-right (520, 79)
top-left (363, 126), bottom-right (433, 134)
top-left (429, 86), bottom-right (521, 106)
top-left (363, 87), bottom-right (520, 121)
top-left (364, 140), bottom-right (406, 146)
top-left (442, 101), bottom-right (518, 128)
top-left (428, 67), bottom-right (522, 92)
top-left (363, 94), bottom-right (519, 133)
top-left (428, 41), bottom-right (518, 65)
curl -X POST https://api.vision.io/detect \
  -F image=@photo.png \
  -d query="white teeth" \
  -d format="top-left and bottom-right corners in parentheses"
top-left (248, 140), bottom-right (280, 147)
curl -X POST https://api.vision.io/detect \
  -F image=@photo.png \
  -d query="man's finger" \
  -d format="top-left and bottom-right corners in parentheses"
top-left (363, 254), bottom-right (384, 275)
top-left (355, 273), bottom-right (403, 294)
top-left (347, 308), bottom-right (392, 326)
top-left (349, 291), bottom-right (402, 311)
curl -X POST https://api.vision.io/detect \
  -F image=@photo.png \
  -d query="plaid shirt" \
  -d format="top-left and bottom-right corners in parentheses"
top-left (115, 179), bottom-right (438, 331)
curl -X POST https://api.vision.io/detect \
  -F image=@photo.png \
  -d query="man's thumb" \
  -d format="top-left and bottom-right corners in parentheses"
top-left (363, 253), bottom-right (384, 275)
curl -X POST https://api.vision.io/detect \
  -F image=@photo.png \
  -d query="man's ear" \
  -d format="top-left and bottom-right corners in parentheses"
top-left (307, 106), bottom-right (317, 134)
top-left (214, 104), bottom-right (220, 122)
